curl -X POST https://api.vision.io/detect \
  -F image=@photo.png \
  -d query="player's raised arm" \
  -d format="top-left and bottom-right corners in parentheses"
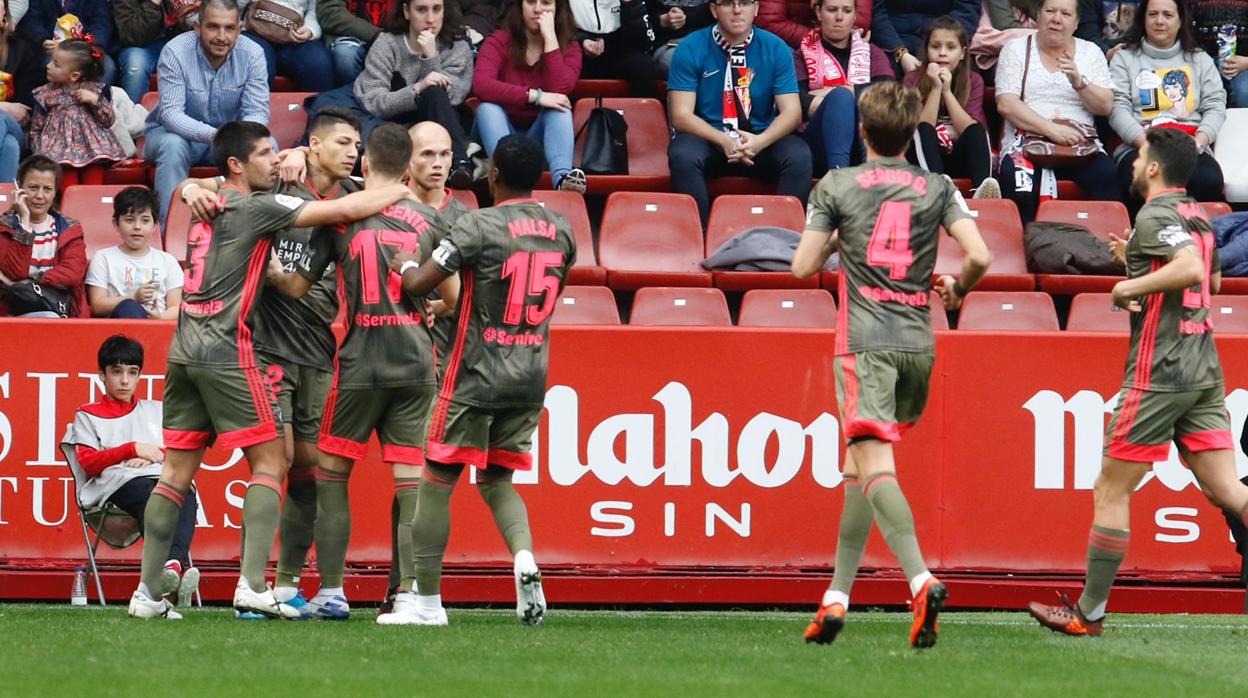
top-left (291, 182), bottom-right (416, 228)
top-left (935, 218), bottom-right (991, 310)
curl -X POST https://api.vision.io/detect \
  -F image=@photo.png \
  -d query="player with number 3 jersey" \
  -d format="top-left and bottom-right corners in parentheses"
top-left (792, 82), bottom-right (991, 649)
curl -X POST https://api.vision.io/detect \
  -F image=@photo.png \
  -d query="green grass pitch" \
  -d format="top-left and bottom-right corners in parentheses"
top-left (2, 606), bottom-right (1246, 697)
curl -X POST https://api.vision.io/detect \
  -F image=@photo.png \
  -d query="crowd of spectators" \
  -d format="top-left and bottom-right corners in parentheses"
top-left (0, 0), bottom-right (1242, 318)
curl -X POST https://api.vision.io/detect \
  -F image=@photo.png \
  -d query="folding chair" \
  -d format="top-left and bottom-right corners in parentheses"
top-left (60, 435), bottom-right (201, 607)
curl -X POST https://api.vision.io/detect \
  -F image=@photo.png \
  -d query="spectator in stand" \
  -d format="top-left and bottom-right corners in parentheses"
top-left (668, 0), bottom-right (810, 223)
top-left (1109, 0), bottom-right (1225, 210)
top-left (756, 0), bottom-right (869, 49)
top-left (1190, 0), bottom-right (1248, 108)
top-left (115, 0), bottom-right (200, 103)
top-left (30, 40), bottom-right (125, 189)
top-left (144, 0), bottom-right (268, 223)
top-left (905, 15), bottom-right (998, 197)
top-left (239, 0), bottom-right (335, 92)
top-left (354, 0), bottom-right (474, 187)
top-left (994, 0), bottom-right (1116, 222)
top-left (317, 0), bottom-right (395, 85)
top-left (647, 0), bottom-right (714, 72)
top-left (796, 0), bottom-right (893, 174)
top-left (0, 0), bottom-right (47, 182)
top-left (472, 0), bottom-right (586, 193)
top-left (871, 0), bottom-right (979, 74)
top-left (86, 187), bottom-right (183, 319)
top-left (0, 155), bottom-right (87, 317)
top-left (571, 0), bottom-right (659, 96)
top-left (16, 0), bottom-right (117, 85)
top-left (461, 0), bottom-right (507, 45)
top-left (63, 335), bottom-right (200, 607)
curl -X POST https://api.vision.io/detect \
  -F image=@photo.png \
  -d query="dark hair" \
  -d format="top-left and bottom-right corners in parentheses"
top-left (98, 335), bottom-right (144, 371)
top-left (1144, 127), bottom-right (1198, 187)
top-left (212, 121), bottom-right (272, 173)
top-left (1123, 0), bottom-right (1196, 53)
top-left (112, 187), bottom-right (159, 223)
top-left (365, 122), bottom-right (414, 178)
top-left (505, 0), bottom-right (575, 69)
top-left (493, 134), bottom-right (545, 192)
top-left (55, 39), bottom-right (105, 82)
top-left (383, 0), bottom-right (466, 45)
top-left (308, 107), bottom-right (362, 138)
top-left (17, 154), bottom-right (61, 188)
top-left (916, 16), bottom-right (971, 110)
top-left (857, 81), bottom-right (922, 157)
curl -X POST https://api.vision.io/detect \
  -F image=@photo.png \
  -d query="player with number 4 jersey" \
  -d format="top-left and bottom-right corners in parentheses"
top-left (792, 82), bottom-right (991, 649)
top-left (390, 135), bottom-right (575, 628)
top-left (1029, 129), bottom-right (1248, 639)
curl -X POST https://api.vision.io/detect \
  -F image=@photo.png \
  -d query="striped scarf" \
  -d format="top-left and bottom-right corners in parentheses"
top-left (712, 26), bottom-right (753, 132)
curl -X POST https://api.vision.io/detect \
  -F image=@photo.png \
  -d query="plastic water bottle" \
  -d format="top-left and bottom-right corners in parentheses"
top-left (70, 567), bottom-right (87, 606)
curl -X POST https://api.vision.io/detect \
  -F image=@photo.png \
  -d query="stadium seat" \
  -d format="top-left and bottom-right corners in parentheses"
top-left (268, 93), bottom-right (314, 149)
top-left (451, 189), bottom-right (479, 209)
top-left (599, 192), bottom-right (712, 289)
top-left (935, 198), bottom-right (1034, 291)
top-left (533, 190), bottom-right (605, 285)
top-left (550, 286), bottom-right (620, 325)
top-left (1212, 295), bottom-right (1248, 334)
top-left (570, 79), bottom-right (631, 99)
top-left (1035, 200), bottom-right (1130, 295)
top-left (563, 98), bottom-right (671, 193)
top-left (630, 287), bottom-right (731, 326)
top-left (929, 292), bottom-right (950, 330)
top-left (1201, 201), bottom-right (1233, 219)
top-left (0, 182), bottom-right (15, 207)
top-left (738, 289), bottom-right (836, 327)
top-left (1066, 293), bottom-right (1130, 333)
top-left (956, 291), bottom-right (1059, 331)
top-left (705, 195), bottom-right (816, 290)
top-left (164, 194), bottom-right (194, 263)
top-left (63, 185), bottom-right (159, 258)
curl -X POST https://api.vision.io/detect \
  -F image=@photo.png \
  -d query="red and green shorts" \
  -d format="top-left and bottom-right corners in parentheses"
top-left (162, 362), bottom-right (281, 450)
top-left (425, 397), bottom-right (541, 471)
top-left (317, 383), bottom-right (435, 465)
top-left (259, 353), bottom-right (332, 444)
top-left (1106, 384), bottom-right (1233, 463)
top-left (834, 350), bottom-right (934, 443)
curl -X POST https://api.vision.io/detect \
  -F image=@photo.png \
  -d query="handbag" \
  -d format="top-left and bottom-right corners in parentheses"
top-left (576, 96), bottom-right (629, 175)
top-left (5, 279), bottom-right (72, 317)
top-left (1018, 35), bottom-right (1099, 168)
top-left (244, 0), bottom-right (304, 45)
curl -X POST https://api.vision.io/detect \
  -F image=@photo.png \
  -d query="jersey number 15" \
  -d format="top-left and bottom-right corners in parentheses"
top-left (501, 251), bottom-right (563, 327)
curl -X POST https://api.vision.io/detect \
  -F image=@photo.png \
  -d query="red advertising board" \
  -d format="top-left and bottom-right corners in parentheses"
top-left (0, 320), bottom-right (1245, 591)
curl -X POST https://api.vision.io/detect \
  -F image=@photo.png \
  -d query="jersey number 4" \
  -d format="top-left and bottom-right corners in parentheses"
top-left (350, 229), bottom-right (420, 304)
top-left (867, 201), bottom-right (914, 280)
top-left (501, 251), bottom-right (563, 327)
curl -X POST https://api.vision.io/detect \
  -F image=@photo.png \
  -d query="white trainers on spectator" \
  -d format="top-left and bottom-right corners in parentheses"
top-left (233, 580), bottom-right (301, 619)
top-left (129, 588), bottom-right (182, 620)
top-left (514, 550), bottom-right (546, 626)
top-left (973, 177), bottom-right (1001, 200)
top-left (176, 567), bottom-right (200, 608)
top-left (376, 593), bottom-right (449, 626)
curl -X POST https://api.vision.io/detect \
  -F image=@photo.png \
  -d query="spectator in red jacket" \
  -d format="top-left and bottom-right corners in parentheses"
top-left (0, 155), bottom-right (87, 317)
top-left (757, 0), bottom-right (869, 48)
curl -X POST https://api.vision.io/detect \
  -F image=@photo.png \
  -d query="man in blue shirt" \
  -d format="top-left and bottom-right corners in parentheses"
top-left (667, 0), bottom-right (811, 223)
top-left (144, 0), bottom-right (269, 224)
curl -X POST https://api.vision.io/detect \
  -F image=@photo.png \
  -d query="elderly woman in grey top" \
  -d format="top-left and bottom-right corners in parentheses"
top-left (354, 0), bottom-right (474, 185)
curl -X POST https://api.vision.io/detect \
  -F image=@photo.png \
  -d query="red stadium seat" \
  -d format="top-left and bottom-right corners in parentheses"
top-left (1035, 200), bottom-right (1130, 295)
top-left (532, 190), bottom-right (604, 285)
top-left (705, 195), bottom-right (816, 290)
top-left (630, 287), bottom-right (731, 326)
top-left (1066, 293), bottom-right (1130, 333)
top-left (0, 182), bottom-right (16, 207)
top-left (599, 192), bottom-right (712, 289)
top-left (570, 80), bottom-right (631, 99)
top-left (1201, 201), bottom-right (1233, 219)
top-left (1211, 295), bottom-right (1248, 334)
top-left (957, 291), bottom-right (1059, 331)
top-left (451, 189), bottom-right (479, 209)
top-left (268, 93), bottom-right (314, 149)
top-left (935, 198), bottom-right (1034, 291)
top-left (139, 91), bottom-right (159, 113)
top-left (164, 194), bottom-right (194, 264)
top-left (550, 286), bottom-right (620, 325)
top-left (563, 98), bottom-right (671, 193)
top-left (929, 292), bottom-right (950, 330)
top-left (63, 185), bottom-right (159, 258)
top-left (738, 289), bottom-right (836, 327)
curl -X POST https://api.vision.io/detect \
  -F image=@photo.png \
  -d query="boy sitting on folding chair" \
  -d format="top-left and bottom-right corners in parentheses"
top-left (64, 335), bottom-right (200, 607)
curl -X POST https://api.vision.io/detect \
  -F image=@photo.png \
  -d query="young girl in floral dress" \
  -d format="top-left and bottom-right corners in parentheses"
top-left (29, 40), bottom-right (124, 190)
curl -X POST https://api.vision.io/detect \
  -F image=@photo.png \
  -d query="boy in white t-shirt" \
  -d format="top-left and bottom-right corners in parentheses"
top-left (86, 187), bottom-right (183, 319)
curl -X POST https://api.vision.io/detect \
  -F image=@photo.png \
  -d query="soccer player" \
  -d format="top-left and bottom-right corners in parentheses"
top-left (1029, 128), bottom-right (1248, 637)
top-left (389, 134), bottom-right (577, 626)
top-left (128, 121), bottom-right (417, 620)
top-left (792, 81), bottom-right (990, 648)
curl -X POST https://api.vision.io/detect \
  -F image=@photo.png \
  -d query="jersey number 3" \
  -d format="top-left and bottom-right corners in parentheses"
top-left (183, 222), bottom-right (212, 294)
top-left (867, 201), bottom-right (914, 280)
top-left (501, 251), bottom-right (563, 327)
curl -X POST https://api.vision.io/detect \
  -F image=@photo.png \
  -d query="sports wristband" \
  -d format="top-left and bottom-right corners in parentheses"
top-left (399, 260), bottom-right (420, 276)
top-left (952, 280), bottom-right (969, 298)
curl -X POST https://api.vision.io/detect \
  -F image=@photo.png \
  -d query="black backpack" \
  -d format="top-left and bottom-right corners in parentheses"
top-left (576, 96), bottom-right (629, 175)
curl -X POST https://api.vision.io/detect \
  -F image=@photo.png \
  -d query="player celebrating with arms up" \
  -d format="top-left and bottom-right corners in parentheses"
top-left (1029, 128), bottom-right (1248, 637)
top-left (792, 81), bottom-right (991, 649)
top-left (390, 135), bottom-right (576, 627)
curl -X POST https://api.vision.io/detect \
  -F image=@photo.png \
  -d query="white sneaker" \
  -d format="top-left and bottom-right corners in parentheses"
top-left (973, 176), bottom-right (1002, 200)
top-left (233, 581), bottom-right (301, 619)
top-left (305, 591), bottom-right (351, 620)
top-left (376, 594), bottom-right (448, 626)
top-left (160, 565), bottom-right (181, 597)
top-left (514, 551), bottom-right (546, 626)
top-left (177, 567), bottom-right (200, 608)
top-left (129, 588), bottom-right (182, 620)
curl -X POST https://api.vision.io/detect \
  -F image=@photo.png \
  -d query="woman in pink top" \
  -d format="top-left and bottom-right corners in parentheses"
top-left (472, 0), bottom-right (586, 192)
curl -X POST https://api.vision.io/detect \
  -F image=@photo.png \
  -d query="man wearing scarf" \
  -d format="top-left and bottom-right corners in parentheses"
top-left (667, 0), bottom-right (811, 224)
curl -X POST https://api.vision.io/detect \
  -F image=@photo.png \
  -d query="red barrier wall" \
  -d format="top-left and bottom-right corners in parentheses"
top-left (1, 320), bottom-right (1246, 586)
